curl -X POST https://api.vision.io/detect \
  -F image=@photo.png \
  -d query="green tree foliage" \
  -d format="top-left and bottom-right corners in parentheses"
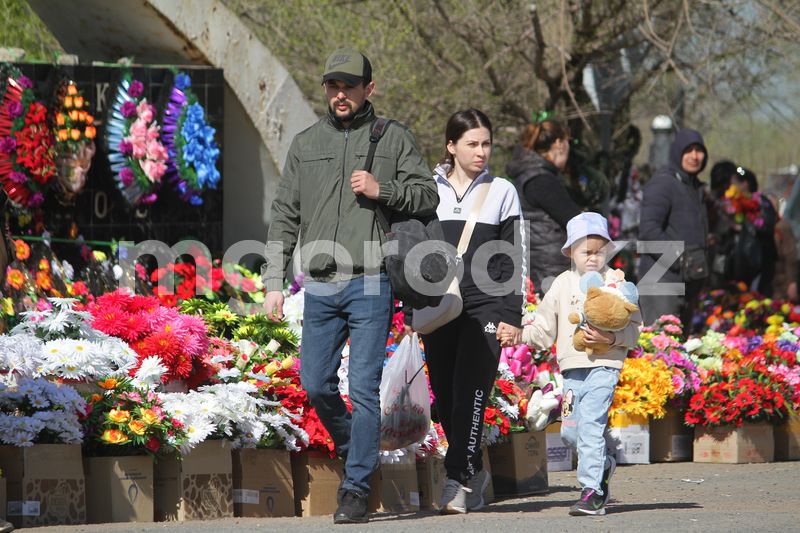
top-left (0, 0), bottom-right (62, 61)
top-left (224, 0), bottom-right (800, 179)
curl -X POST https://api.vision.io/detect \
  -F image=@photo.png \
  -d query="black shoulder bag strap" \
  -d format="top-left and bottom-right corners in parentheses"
top-left (365, 117), bottom-right (394, 235)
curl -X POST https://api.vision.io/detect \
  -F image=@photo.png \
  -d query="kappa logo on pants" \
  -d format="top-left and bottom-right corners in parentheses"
top-left (561, 389), bottom-right (574, 418)
top-left (484, 322), bottom-right (497, 334)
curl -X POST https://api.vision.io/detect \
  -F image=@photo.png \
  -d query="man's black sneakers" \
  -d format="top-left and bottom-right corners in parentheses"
top-left (569, 488), bottom-right (606, 516)
top-left (599, 455), bottom-right (617, 506)
top-left (334, 490), bottom-right (368, 524)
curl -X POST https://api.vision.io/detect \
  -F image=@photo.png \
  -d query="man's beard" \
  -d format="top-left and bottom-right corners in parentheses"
top-left (330, 102), bottom-right (358, 123)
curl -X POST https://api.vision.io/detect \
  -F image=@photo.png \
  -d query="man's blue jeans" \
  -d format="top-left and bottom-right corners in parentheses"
top-left (560, 366), bottom-right (620, 495)
top-left (300, 274), bottom-right (392, 495)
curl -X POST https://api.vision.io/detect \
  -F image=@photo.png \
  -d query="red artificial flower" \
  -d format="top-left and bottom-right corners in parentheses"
top-left (91, 305), bottom-right (129, 337)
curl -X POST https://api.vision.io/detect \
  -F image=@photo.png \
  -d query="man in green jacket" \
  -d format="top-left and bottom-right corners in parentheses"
top-left (263, 47), bottom-right (438, 524)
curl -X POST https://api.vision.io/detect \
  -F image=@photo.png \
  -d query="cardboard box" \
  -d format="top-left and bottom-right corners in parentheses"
top-left (85, 455), bottom-right (153, 523)
top-left (416, 455), bottom-right (445, 510)
top-left (488, 431), bottom-right (548, 496)
top-left (545, 423), bottom-right (573, 472)
top-left (291, 451), bottom-right (343, 517)
top-left (154, 440), bottom-right (233, 521)
top-left (775, 413), bottom-right (800, 461)
top-left (694, 422), bottom-right (774, 463)
top-left (0, 444), bottom-right (86, 527)
top-left (233, 448), bottom-right (294, 517)
top-left (368, 455), bottom-right (419, 513)
top-left (649, 409), bottom-right (693, 462)
top-left (606, 412), bottom-right (650, 464)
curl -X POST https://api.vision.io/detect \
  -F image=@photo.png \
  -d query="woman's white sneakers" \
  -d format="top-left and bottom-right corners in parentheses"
top-left (440, 478), bottom-right (471, 514)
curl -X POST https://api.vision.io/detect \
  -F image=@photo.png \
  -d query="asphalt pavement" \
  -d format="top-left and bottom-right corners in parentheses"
top-left (23, 461), bottom-right (800, 533)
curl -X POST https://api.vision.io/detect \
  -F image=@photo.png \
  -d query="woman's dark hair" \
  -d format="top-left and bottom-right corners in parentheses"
top-left (710, 160), bottom-right (737, 197)
top-left (734, 166), bottom-right (759, 193)
top-left (441, 108), bottom-right (493, 166)
top-left (520, 118), bottom-right (570, 155)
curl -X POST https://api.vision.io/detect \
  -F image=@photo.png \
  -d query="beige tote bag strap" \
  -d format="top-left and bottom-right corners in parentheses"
top-left (455, 181), bottom-right (491, 259)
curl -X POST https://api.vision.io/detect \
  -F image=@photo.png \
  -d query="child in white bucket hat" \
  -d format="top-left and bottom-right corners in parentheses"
top-left (500, 211), bottom-right (641, 517)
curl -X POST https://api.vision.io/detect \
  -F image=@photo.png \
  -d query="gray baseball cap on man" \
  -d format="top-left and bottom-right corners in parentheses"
top-left (322, 47), bottom-right (372, 86)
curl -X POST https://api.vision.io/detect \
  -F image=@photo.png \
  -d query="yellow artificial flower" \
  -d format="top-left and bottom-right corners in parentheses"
top-left (128, 420), bottom-right (147, 436)
top-left (140, 409), bottom-right (160, 426)
top-left (98, 378), bottom-right (118, 390)
top-left (108, 409), bottom-right (131, 424)
top-left (101, 429), bottom-right (129, 444)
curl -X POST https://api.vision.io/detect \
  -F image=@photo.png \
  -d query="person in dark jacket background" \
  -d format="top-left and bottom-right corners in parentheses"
top-left (638, 128), bottom-right (709, 332)
top-left (506, 118), bottom-right (581, 294)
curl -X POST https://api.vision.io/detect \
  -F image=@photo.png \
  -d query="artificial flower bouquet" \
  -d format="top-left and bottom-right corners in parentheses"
top-left (149, 254), bottom-right (224, 306)
top-left (483, 363), bottom-right (528, 445)
top-left (610, 356), bottom-right (675, 420)
top-left (81, 376), bottom-right (187, 458)
top-left (106, 72), bottom-right (168, 205)
top-left (158, 381), bottom-right (308, 452)
top-left (633, 315), bottom-right (701, 403)
top-left (723, 183), bottom-right (764, 227)
top-left (51, 79), bottom-right (96, 205)
top-left (258, 358), bottom-right (337, 457)
top-left (0, 377), bottom-right (85, 446)
top-left (683, 367), bottom-right (790, 428)
top-left (733, 298), bottom-right (800, 336)
top-left (180, 298), bottom-right (299, 354)
top-left (0, 297), bottom-right (137, 384)
top-left (88, 289), bottom-right (212, 389)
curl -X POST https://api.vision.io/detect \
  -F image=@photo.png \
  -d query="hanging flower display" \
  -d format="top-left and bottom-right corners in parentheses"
top-left (51, 79), bottom-right (96, 205)
top-left (106, 73), bottom-right (168, 206)
top-left (0, 67), bottom-right (56, 209)
top-left (162, 71), bottom-right (220, 205)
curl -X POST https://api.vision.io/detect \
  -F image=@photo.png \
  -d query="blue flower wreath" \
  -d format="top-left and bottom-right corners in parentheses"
top-left (162, 72), bottom-right (220, 205)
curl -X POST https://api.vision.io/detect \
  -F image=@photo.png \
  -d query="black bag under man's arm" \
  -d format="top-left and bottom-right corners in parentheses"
top-left (365, 118), bottom-right (452, 309)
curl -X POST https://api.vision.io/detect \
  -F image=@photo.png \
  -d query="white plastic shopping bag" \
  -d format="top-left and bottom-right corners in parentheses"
top-left (379, 333), bottom-right (431, 451)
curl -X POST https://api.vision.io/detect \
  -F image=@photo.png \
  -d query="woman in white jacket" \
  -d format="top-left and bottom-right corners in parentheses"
top-left (420, 108), bottom-right (524, 514)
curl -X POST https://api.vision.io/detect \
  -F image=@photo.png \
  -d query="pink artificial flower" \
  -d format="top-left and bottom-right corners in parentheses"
top-left (146, 139), bottom-right (168, 162)
top-left (146, 123), bottom-right (161, 142)
top-left (139, 160), bottom-right (166, 182)
top-left (128, 80), bottom-right (144, 99)
top-left (129, 118), bottom-right (148, 141)
top-left (137, 101), bottom-right (154, 123)
top-left (36, 298), bottom-right (52, 311)
top-left (651, 333), bottom-right (670, 351)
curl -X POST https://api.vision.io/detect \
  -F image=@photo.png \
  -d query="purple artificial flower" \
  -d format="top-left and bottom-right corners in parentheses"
top-left (28, 192), bottom-right (44, 207)
top-left (6, 101), bottom-right (23, 119)
top-left (118, 139), bottom-right (133, 155)
top-left (777, 339), bottom-right (798, 352)
top-left (120, 101), bottom-right (138, 118)
top-left (0, 136), bottom-right (15, 154)
top-left (141, 193), bottom-right (158, 204)
top-left (9, 171), bottom-right (27, 184)
top-left (289, 272), bottom-right (306, 295)
top-left (17, 75), bottom-right (33, 89)
top-left (119, 167), bottom-right (135, 186)
top-left (128, 80), bottom-right (144, 99)
top-left (746, 336), bottom-right (764, 354)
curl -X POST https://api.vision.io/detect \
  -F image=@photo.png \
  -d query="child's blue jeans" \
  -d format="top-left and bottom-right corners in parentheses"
top-left (560, 366), bottom-right (620, 494)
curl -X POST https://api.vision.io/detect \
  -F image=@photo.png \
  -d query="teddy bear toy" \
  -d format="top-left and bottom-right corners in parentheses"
top-left (568, 269), bottom-right (639, 356)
